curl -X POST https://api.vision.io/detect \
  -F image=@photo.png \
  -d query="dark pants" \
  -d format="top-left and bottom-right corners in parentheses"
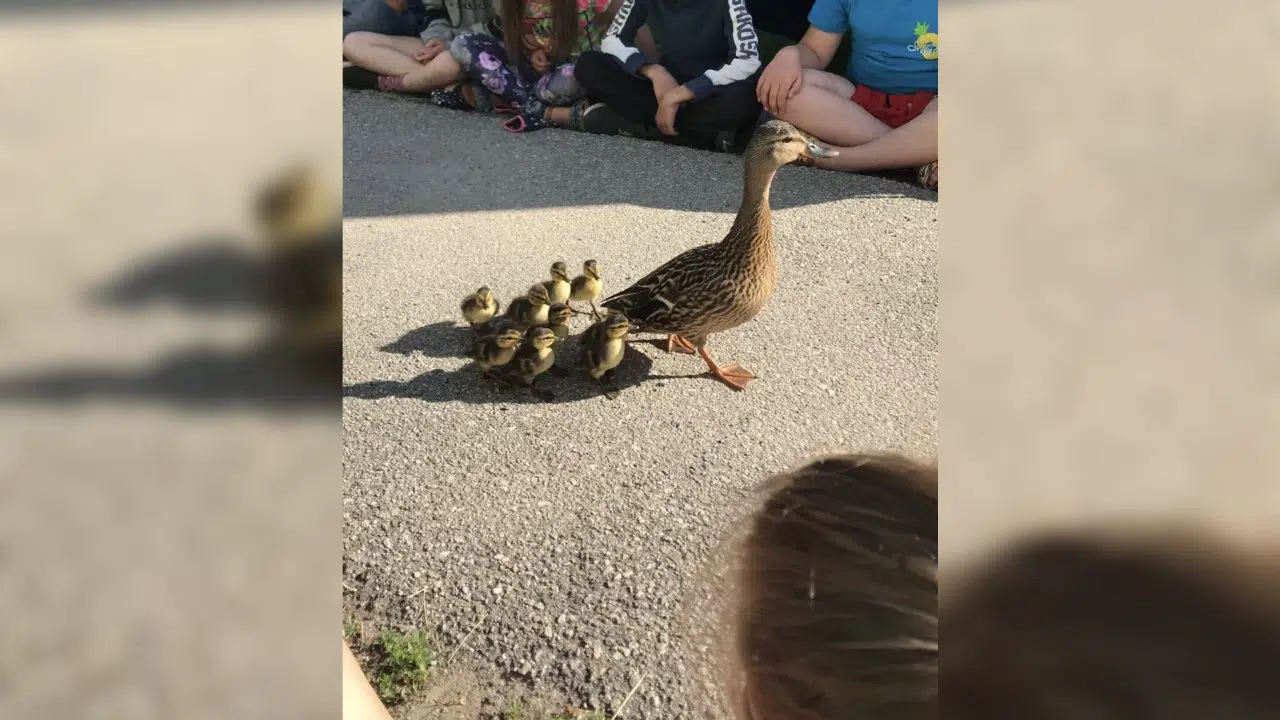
top-left (343, 0), bottom-right (425, 38)
top-left (575, 50), bottom-right (763, 147)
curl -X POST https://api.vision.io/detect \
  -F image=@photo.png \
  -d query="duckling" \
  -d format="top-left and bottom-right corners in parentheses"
top-left (512, 326), bottom-right (558, 401)
top-left (600, 120), bottom-right (837, 391)
top-left (468, 324), bottom-right (522, 377)
top-left (504, 283), bottom-right (551, 330)
top-left (541, 303), bottom-right (575, 377)
top-left (256, 163), bottom-right (342, 378)
top-left (580, 310), bottom-right (630, 399)
top-left (545, 302), bottom-right (573, 343)
top-left (541, 262), bottom-right (572, 304)
top-left (460, 286), bottom-right (500, 327)
top-left (569, 259), bottom-right (603, 320)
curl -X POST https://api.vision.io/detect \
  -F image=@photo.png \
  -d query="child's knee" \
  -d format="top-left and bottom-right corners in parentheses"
top-left (802, 68), bottom-right (853, 96)
top-left (342, 31), bottom-right (375, 53)
top-left (537, 65), bottom-right (584, 105)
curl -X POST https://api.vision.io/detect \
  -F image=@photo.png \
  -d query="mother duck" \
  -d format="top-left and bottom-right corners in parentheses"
top-left (600, 120), bottom-right (837, 391)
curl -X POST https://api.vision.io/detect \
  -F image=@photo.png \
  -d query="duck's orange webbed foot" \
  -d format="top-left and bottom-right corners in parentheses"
top-left (697, 347), bottom-right (756, 391)
top-left (665, 334), bottom-right (698, 355)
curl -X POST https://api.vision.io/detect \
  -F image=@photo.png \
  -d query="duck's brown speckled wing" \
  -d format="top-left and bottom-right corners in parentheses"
top-left (600, 243), bottom-right (722, 331)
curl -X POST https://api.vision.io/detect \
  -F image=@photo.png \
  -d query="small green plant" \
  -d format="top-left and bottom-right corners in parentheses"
top-left (371, 628), bottom-right (432, 705)
top-left (343, 616), bottom-right (361, 642)
top-left (552, 712), bottom-right (606, 720)
top-left (502, 700), bottom-right (525, 720)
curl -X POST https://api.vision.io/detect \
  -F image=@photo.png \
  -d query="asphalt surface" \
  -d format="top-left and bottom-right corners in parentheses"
top-left (342, 89), bottom-right (938, 718)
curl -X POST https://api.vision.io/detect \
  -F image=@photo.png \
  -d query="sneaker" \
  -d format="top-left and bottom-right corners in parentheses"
top-left (579, 102), bottom-right (650, 138)
top-left (429, 85), bottom-right (474, 111)
top-left (343, 64), bottom-right (379, 90)
top-left (712, 129), bottom-right (737, 153)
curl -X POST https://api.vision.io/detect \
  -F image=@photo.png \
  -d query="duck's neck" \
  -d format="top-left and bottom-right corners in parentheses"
top-left (725, 159), bottom-right (779, 255)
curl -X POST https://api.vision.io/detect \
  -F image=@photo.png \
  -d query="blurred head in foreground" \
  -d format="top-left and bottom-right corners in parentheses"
top-left (943, 530), bottom-right (1280, 720)
top-left (729, 453), bottom-right (939, 720)
top-left (255, 164), bottom-right (342, 378)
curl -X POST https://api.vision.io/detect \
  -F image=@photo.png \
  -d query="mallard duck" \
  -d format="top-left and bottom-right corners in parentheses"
top-left (580, 310), bottom-right (630, 399)
top-left (569, 259), bottom-right (603, 319)
top-left (460, 286), bottom-right (500, 327)
top-left (504, 283), bottom-right (551, 330)
top-left (513, 326), bottom-right (558, 400)
top-left (599, 121), bottom-right (837, 391)
top-left (468, 324), bottom-right (522, 376)
top-left (542, 262), bottom-right (572, 304)
top-left (256, 163), bottom-right (342, 377)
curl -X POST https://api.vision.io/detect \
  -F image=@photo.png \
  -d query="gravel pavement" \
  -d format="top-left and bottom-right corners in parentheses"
top-left (342, 90), bottom-right (938, 719)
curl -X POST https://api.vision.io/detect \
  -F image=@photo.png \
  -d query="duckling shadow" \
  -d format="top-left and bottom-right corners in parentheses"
top-left (379, 321), bottom-right (471, 359)
top-left (345, 343), bottom-right (656, 405)
top-left (0, 338), bottom-right (334, 413)
top-left (89, 235), bottom-right (266, 311)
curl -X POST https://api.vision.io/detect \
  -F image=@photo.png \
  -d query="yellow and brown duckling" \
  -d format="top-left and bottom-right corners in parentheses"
top-left (255, 163), bottom-right (342, 378)
top-left (542, 261), bottom-right (572, 304)
top-left (599, 120), bottom-right (836, 391)
top-left (513, 326), bottom-right (558, 400)
top-left (504, 283), bottom-right (551, 330)
top-left (468, 324), bottom-right (522, 377)
top-left (569, 259), bottom-right (603, 320)
top-left (580, 310), bottom-right (630, 399)
top-left (545, 302), bottom-right (573, 343)
top-left (460, 286), bottom-right (500, 327)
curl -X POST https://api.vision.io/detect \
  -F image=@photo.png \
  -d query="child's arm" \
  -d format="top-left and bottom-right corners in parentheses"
top-left (600, 0), bottom-right (652, 76)
top-left (683, 0), bottom-right (762, 102)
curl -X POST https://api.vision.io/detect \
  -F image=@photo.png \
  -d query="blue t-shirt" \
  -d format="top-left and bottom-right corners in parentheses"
top-left (808, 0), bottom-right (938, 94)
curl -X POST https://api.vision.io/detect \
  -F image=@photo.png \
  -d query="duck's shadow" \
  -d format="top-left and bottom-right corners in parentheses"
top-left (379, 321), bottom-right (472, 359)
top-left (348, 338), bottom-right (662, 405)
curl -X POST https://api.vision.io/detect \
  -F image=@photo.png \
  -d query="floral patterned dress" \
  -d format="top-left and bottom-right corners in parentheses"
top-left (443, 0), bottom-right (611, 131)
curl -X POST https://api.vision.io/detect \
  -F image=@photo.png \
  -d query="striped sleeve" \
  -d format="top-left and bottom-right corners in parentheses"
top-left (599, 0), bottom-right (651, 76)
top-left (684, 0), bottom-right (761, 101)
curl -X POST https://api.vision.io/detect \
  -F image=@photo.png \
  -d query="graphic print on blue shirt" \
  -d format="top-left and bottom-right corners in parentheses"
top-left (807, 0), bottom-right (937, 95)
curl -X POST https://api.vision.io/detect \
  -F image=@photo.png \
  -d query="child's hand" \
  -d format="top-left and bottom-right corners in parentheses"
top-left (413, 38), bottom-right (446, 63)
top-left (656, 84), bottom-right (694, 135)
top-left (530, 49), bottom-right (551, 74)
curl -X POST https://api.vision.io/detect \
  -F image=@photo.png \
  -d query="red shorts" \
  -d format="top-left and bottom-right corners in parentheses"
top-left (851, 85), bottom-right (936, 129)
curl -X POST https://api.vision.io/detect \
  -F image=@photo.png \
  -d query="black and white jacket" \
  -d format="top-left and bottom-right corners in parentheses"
top-left (602, 0), bottom-right (761, 102)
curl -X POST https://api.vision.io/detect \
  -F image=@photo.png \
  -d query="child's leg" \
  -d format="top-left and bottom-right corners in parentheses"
top-left (452, 32), bottom-right (542, 112)
top-left (342, 32), bottom-right (426, 76)
top-left (673, 73), bottom-right (764, 148)
top-left (537, 63), bottom-right (587, 127)
top-left (399, 50), bottom-right (465, 93)
top-left (574, 51), bottom-right (659, 124)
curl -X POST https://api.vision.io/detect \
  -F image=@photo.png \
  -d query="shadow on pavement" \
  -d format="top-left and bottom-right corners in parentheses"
top-left (344, 343), bottom-right (662, 405)
top-left (379, 321), bottom-right (472, 359)
top-left (90, 236), bottom-right (266, 312)
top-left (342, 91), bottom-right (935, 219)
top-left (0, 340), bottom-right (335, 414)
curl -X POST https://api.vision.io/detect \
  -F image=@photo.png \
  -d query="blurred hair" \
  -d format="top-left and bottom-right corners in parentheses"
top-left (502, 0), bottom-right (580, 68)
top-left (729, 453), bottom-right (938, 720)
top-left (943, 531), bottom-right (1280, 719)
